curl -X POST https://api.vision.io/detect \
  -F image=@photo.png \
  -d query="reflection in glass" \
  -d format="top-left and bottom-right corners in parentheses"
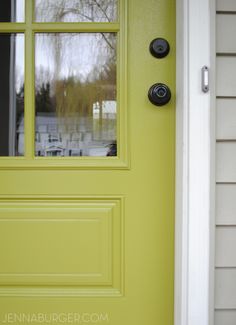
top-left (35, 33), bottom-right (117, 157)
top-left (0, 0), bottom-right (25, 22)
top-left (0, 34), bottom-right (24, 156)
top-left (35, 0), bottom-right (117, 22)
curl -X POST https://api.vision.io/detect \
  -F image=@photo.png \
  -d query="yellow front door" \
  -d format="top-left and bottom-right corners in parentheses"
top-left (0, 0), bottom-right (175, 324)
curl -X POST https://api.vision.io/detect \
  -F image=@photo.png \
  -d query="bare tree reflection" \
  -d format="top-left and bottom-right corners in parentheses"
top-left (36, 33), bottom-right (116, 115)
top-left (35, 0), bottom-right (117, 22)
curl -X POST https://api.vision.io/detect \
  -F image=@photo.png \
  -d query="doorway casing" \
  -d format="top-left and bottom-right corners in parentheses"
top-left (175, 0), bottom-right (215, 324)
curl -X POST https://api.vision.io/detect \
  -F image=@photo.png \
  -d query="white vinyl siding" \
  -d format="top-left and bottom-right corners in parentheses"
top-left (215, 310), bottom-right (236, 325)
top-left (216, 100), bottom-right (236, 139)
top-left (216, 185), bottom-right (236, 224)
top-left (217, 0), bottom-right (236, 12)
top-left (215, 2), bottom-right (236, 324)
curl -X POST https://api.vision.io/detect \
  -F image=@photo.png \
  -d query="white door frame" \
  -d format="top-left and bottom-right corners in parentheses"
top-left (175, 0), bottom-right (215, 325)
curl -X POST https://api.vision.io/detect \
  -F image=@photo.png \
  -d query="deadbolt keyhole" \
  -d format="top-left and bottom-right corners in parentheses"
top-left (149, 38), bottom-right (170, 58)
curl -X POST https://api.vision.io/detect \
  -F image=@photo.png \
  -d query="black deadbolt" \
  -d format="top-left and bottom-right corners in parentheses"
top-left (148, 83), bottom-right (171, 106)
top-left (149, 38), bottom-right (170, 58)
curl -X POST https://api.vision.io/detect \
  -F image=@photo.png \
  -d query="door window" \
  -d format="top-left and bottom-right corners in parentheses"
top-left (0, 1), bottom-right (25, 22)
top-left (35, 0), bottom-right (118, 22)
top-left (0, 0), bottom-right (127, 167)
top-left (35, 33), bottom-right (117, 157)
top-left (0, 33), bottom-right (24, 156)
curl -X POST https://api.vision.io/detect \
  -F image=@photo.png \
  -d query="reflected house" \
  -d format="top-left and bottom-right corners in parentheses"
top-left (17, 101), bottom-right (117, 157)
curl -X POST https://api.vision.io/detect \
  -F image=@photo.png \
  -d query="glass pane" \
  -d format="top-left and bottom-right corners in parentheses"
top-left (0, 34), bottom-right (24, 157)
top-left (0, 0), bottom-right (25, 22)
top-left (35, 0), bottom-right (117, 22)
top-left (35, 33), bottom-right (117, 157)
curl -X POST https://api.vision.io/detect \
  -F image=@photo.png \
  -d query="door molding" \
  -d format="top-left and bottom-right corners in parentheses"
top-left (175, 0), bottom-right (215, 325)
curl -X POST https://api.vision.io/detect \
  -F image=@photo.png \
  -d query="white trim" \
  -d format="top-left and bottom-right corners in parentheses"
top-left (175, 0), bottom-right (215, 325)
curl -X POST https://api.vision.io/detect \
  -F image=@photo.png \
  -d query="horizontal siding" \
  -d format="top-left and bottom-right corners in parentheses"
top-left (217, 0), bottom-right (236, 11)
top-left (216, 143), bottom-right (236, 182)
top-left (215, 269), bottom-right (236, 309)
top-left (215, 6), bottom-right (236, 324)
top-left (216, 185), bottom-right (236, 224)
top-left (216, 57), bottom-right (236, 96)
top-left (216, 99), bottom-right (236, 140)
top-left (215, 311), bottom-right (236, 325)
top-left (216, 227), bottom-right (236, 266)
top-left (217, 15), bottom-right (236, 53)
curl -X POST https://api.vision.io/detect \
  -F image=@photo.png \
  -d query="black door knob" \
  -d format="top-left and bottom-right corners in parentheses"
top-left (148, 83), bottom-right (171, 106)
top-left (149, 38), bottom-right (170, 58)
